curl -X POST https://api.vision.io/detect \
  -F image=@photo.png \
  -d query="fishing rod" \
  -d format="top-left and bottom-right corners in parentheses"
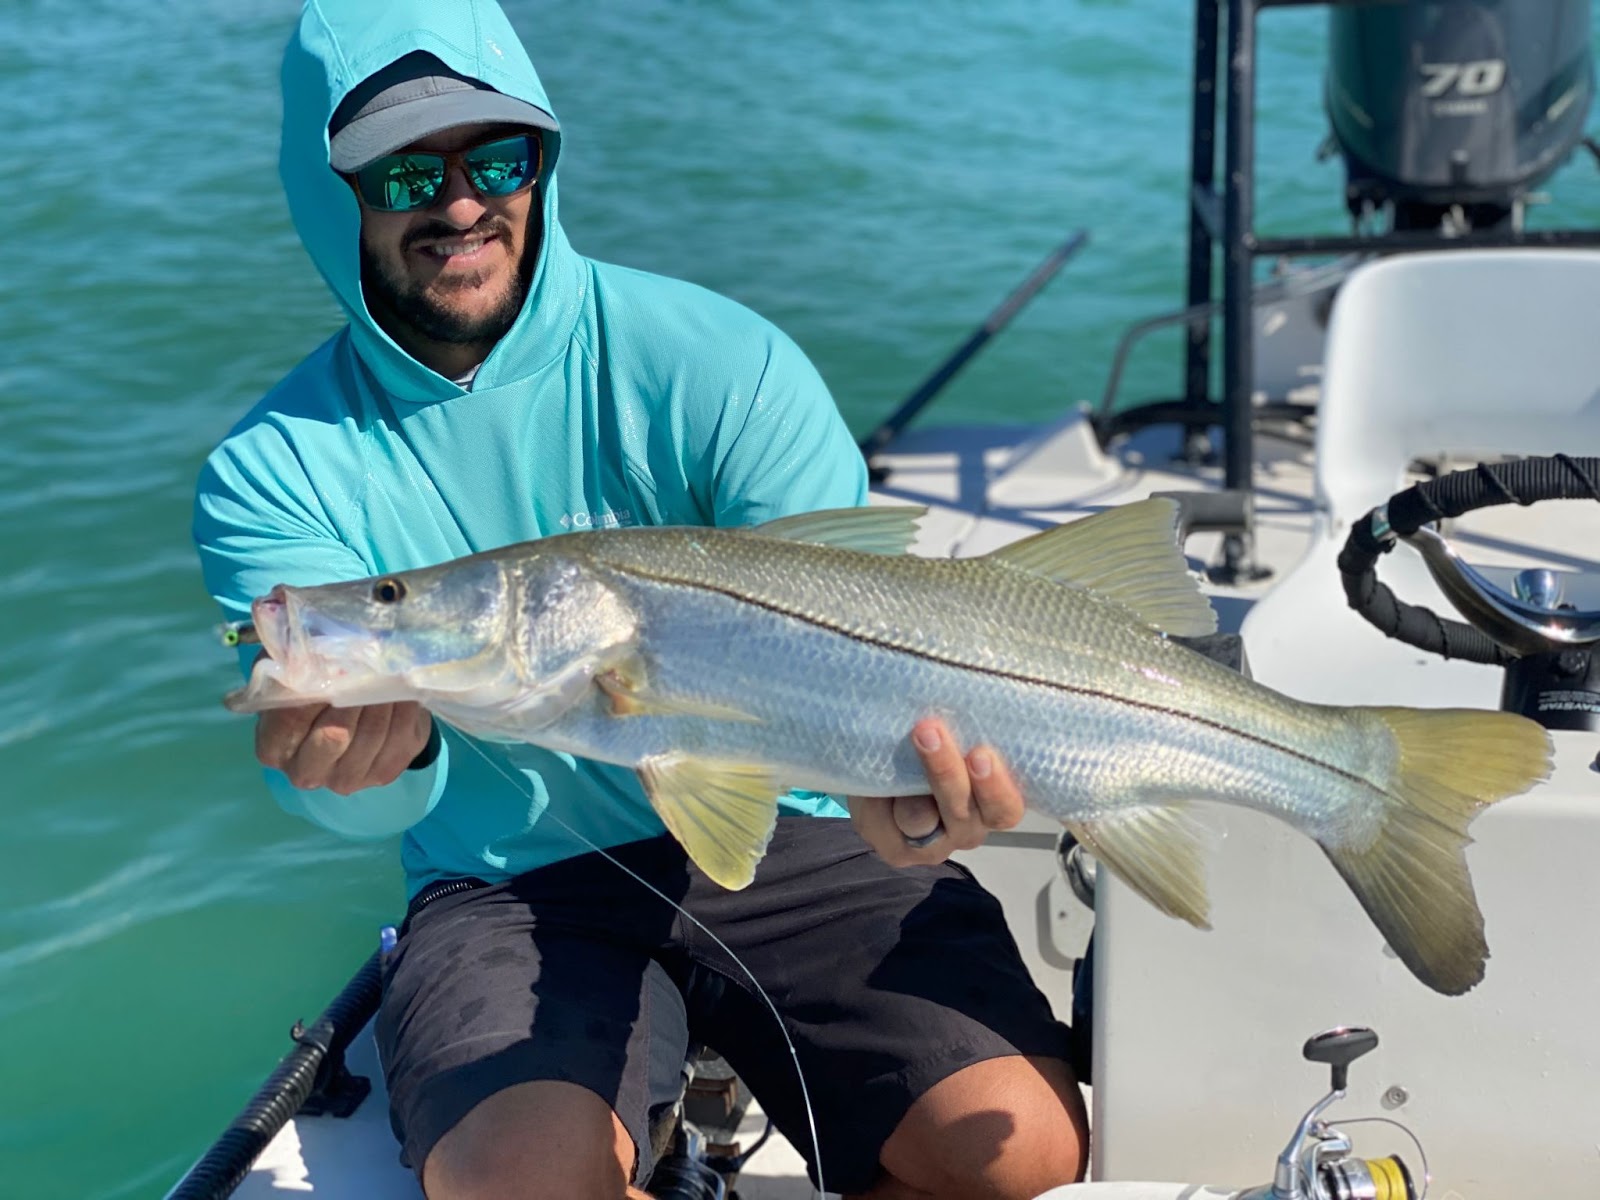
top-left (857, 228), bottom-right (1089, 481)
top-left (166, 953), bottom-right (382, 1200)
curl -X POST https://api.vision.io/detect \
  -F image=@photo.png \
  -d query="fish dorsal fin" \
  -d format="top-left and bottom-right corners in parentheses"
top-left (637, 754), bottom-right (781, 890)
top-left (753, 505), bottom-right (927, 555)
top-left (1066, 805), bottom-right (1212, 929)
top-left (985, 498), bottom-right (1217, 636)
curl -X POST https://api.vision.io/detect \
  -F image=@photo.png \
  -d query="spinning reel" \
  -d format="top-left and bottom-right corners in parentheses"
top-left (1240, 1027), bottom-right (1418, 1200)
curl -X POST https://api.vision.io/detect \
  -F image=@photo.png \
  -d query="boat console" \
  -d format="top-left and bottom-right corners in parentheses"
top-left (1087, 251), bottom-right (1600, 1198)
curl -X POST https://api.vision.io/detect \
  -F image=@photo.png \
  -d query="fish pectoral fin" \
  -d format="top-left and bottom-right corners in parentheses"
top-left (461, 656), bottom-right (609, 733)
top-left (752, 505), bottom-right (927, 555)
top-left (638, 754), bottom-right (781, 891)
top-left (984, 497), bottom-right (1217, 637)
top-left (1067, 805), bottom-right (1212, 929)
top-left (596, 660), bottom-right (761, 723)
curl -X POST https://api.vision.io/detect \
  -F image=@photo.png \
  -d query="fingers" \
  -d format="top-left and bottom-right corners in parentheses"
top-left (325, 703), bottom-right (394, 794)
top-left (910, 719), bottom-right (974, 835)
top-left (965, 743), bottom-right (1025, 833)
top-left (280, 704), bottom-right (363, 791)
top-left (891, 794), bottom-right (942, 843)
top-left (367, 703), bottom-right (434, 786)
top-left (849, 794), bottom-right (946, 868)
top-left (850, 719), bottom-right (1026, 867)
top-left (913, 718), bottom-right (1025, 844)
top-left (256, 703), bottom-right (329, 773)
top-left (255, 702), bottom-right (433, 795)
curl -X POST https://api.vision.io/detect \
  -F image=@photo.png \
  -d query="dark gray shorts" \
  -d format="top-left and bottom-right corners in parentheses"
top-left (375, 816), bottom-right (1071, 1193)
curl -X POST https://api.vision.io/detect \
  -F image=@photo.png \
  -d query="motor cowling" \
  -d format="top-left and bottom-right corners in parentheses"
top-left (1325, 0), bottom-right (1594, 229)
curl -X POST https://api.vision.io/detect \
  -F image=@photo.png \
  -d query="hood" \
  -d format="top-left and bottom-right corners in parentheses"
top-left (280, 0), bottom-right (587, 403)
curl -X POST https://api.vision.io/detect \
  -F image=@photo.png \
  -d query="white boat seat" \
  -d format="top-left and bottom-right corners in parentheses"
top-left (1247, 248), bottom-right (1600, 702)
top-left (1313, 248), bottom-right (1600, 528)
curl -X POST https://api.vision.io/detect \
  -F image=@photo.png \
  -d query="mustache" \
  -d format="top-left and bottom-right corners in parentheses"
top-left (403, 217), bottom-right (511, 251)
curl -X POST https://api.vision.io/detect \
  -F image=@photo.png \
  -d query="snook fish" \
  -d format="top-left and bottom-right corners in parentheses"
top-left (225, 499), bottom-right (1552, 995)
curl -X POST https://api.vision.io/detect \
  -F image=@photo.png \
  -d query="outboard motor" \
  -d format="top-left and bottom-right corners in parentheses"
top-left (1326, 0), bottom-right (1594, 232)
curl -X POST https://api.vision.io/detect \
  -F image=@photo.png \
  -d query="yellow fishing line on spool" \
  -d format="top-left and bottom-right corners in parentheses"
top-left (1366, 1154), bottom-right (1417, 1200)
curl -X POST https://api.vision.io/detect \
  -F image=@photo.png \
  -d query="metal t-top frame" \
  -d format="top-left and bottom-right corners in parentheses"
top-left (1188, 0), bottom-right (1600, 579)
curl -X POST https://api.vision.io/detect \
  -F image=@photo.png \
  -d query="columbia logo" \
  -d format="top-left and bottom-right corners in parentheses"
top-left (558, 509), bottom-right (634, 531)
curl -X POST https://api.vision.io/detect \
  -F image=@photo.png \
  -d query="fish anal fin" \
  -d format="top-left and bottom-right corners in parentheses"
top-left (1067, 805), bottom-right (1212, 929)
top-left (986, 498), bottom-right (1216, 637)
top-left (753, 505), bottom-right (927, 555)
top-left (638, 754), bottom-right (781, 890)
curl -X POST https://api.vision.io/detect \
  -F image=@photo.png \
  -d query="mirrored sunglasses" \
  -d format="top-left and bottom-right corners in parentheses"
top-left (350, 133), bottom-right (542, 213)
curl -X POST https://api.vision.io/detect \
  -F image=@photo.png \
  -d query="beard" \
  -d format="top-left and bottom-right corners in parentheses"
top-left (360, 209), bottom-right (542, 349)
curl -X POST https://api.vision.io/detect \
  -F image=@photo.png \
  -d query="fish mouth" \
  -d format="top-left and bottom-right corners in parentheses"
top-left (222, 586), bottom-right (325, 712)
top-left (255, 586), bottom-right (381, 678)
top-left (250, 586), bottom-right (294, 664)
top-left (223, 585), bottom-right (395, 710)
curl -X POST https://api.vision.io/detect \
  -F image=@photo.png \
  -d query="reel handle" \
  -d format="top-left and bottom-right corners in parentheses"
top-left (1302, 1026), bottom-right (1378, 1093)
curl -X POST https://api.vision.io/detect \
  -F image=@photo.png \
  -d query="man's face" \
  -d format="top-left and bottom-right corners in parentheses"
top-left (355, 122), bottom-right (541, 357)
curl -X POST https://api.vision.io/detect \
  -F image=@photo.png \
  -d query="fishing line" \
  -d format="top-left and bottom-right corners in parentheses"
top-left (457, 734), bottom-right (829, 1199)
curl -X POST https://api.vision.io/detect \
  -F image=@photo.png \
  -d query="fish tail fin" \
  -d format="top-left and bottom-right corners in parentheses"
top-left (1322, 707), bottom-right (1552, 995)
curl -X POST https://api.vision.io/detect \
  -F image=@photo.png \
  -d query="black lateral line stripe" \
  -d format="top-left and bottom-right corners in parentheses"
top-left (621, 566), bottom-right (1373, 791)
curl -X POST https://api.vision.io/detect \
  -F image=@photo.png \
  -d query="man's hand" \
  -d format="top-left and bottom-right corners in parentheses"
top-left (256, 701), bottom-right (433, 795)
top-left (848, 717), bottom-right (1025, 867)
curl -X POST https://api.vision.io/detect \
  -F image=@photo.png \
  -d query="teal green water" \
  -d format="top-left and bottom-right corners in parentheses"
top-left (2, 4), bottom-right (1596, 1196)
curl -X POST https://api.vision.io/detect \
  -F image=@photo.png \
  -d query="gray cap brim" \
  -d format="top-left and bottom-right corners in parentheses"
top-left (330, 90), bottom-right (559, 173)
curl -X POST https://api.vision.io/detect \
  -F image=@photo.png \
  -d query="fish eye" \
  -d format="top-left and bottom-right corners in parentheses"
top-left (372, 577), bottom-right (407, 604)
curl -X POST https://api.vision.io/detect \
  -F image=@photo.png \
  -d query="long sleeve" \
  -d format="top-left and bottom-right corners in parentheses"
top-left (709, 325), bottom-right (869, 527)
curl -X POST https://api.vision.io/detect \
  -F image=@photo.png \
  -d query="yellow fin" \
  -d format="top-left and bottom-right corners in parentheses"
top-left (638, 754), bottom-right (781, 890)
top-left (753, 505), bottom-right (927, 555)
top-left (986, 498), bottom-right (1217, 636)
top-left (1321, 707), bottom-right (1552, 995)
top-left (1066, 805), bottom-right (1211, 929)
top-left (597, 663), bottom-right (760, 723)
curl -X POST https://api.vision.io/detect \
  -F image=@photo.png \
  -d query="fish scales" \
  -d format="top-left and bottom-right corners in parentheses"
top-left (567, 526), bottom-right (1393, 834)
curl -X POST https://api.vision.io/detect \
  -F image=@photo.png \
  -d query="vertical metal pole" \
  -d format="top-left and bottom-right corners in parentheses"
top-left (1221, 0), bottom-right (1257, 574)
top-left (1183, 0), bottom-right (1221, 411)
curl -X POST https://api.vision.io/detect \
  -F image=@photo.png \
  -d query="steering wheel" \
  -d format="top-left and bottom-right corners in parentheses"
top-left (1337, 454), bottom-right (1600, 664)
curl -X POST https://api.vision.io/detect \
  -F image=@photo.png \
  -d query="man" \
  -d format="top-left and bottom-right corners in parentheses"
top-left (194, 2), bottom-right (1089, 1197)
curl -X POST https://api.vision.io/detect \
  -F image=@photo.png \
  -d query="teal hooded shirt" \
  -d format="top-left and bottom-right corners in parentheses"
top-left (193, 0), bottom-right (866, 896)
